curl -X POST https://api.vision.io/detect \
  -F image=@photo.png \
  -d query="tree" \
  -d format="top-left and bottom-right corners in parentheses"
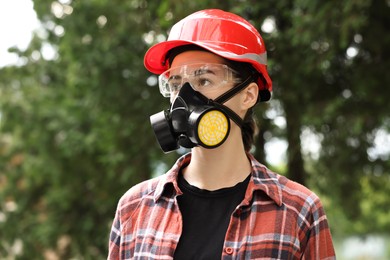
top-left (0, 0), bottom-right (174, 257)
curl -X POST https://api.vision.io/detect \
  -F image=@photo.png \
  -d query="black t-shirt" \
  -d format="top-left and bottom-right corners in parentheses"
top-left (174, 172), bottom-right (250, 260)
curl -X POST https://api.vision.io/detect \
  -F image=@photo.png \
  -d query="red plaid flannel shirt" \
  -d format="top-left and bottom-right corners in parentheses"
top-left (108, 153), bottom-right (335, 259)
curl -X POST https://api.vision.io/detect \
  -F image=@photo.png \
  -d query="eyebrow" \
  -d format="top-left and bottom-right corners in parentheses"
top-left (168, 74), bottom-right (182, 82)
top-left (167, 67), bottom-right (217, 82)
top-left (194, 68), bottom-right (216, 76)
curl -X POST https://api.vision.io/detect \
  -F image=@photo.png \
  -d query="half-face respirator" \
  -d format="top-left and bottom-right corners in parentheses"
top-left (150, 78), bottom-right (252, 153)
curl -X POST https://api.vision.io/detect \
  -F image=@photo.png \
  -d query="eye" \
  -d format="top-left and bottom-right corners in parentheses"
top-left (168, 75), bottom-right (182, 92)
top-left (192, 67), bottom-right (218, 89)
top-left (169, 81), bottom-right (182, 93)
top-left (197, 77), bottom-right (212, 87)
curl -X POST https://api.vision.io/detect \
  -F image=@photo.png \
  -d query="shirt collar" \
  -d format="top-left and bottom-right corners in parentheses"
top-left (245, 153), bottom-right (283, 206)
top-left (154, 153), bottom-right (189, 202)
top-left (154, 152), bottom-right (283, 206)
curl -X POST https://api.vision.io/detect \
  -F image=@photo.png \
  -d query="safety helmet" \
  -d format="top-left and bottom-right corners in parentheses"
top-left (144, 9), bottom-right (272, 96)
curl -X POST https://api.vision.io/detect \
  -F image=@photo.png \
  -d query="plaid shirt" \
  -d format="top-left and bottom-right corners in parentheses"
top-left (108, 153), bottom-right (335, 259)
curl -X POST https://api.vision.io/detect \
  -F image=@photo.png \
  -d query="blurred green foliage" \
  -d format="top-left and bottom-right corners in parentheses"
top-left (0, 0), bottom-right (389, 258)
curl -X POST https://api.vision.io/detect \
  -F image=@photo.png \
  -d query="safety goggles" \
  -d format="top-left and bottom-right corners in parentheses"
top-left (158, 63), bottom-right (240, 97)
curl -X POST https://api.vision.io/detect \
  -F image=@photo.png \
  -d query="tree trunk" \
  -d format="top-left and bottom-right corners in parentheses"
top-left (284, 102), bottom-right (306, 186)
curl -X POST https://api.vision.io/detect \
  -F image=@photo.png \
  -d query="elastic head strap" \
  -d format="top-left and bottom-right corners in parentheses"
top-left (209, 75), bottom-right (255, 128)
top-left (210, 101), bottom-right (244, 128)
top-left (214, 75), bottom-right (254, 104)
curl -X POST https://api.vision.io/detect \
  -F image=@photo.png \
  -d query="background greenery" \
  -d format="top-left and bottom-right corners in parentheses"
top-left (0, 0), bottom-right (389, 258)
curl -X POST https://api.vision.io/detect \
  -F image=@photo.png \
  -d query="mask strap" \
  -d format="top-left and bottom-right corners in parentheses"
top-left (214, 75), bottom-right (254, 104)
top-left (211, 101), bottom-right (244, 128)
top-left (209, 75), bottom-right (254, 128)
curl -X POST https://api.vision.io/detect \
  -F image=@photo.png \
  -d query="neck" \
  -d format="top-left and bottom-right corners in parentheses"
top-left (182, 126), bottom-right (252, 190)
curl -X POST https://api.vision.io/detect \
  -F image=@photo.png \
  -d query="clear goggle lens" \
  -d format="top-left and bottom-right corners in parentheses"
top-left (158, 63), bottom-right (239, 97)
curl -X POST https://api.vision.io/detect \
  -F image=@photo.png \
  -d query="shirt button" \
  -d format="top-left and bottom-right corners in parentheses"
top-left (225, 247), bottom-right (234, 255)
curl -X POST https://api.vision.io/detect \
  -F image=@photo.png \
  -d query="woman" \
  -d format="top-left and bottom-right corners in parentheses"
top-left (108, 9), bottom-right (335, 259)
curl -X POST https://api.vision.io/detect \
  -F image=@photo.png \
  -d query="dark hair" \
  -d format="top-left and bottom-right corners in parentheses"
top-left (241, 108), bottom-right (259, 152)
top-left (166, 45), bottom-right (260, 152)
top-left (167, 45), bottom-right (208, 66)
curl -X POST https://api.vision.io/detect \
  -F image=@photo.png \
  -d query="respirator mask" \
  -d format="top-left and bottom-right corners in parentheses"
top-left (150, 63), bottom-right (253, 153)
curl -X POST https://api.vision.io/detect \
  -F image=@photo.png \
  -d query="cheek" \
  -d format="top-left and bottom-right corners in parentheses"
top-left (199, 85), bottom-right (232, 100)
top-left (201, 91), bottom-right (221, 100)
top-left (200, 87), bottom-right (245, 118)
top-left (222, 97), bottom-right (245, 118)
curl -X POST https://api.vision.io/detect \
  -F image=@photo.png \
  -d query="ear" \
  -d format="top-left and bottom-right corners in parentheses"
top-left (241, 82), bottom-right (259, 110)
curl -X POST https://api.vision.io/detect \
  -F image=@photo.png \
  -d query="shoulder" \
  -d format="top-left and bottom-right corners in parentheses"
top-left (115, 175), bottom-right (163, 219)
top-left (250, 153), bottom-right (324, 216)
top-left (273, 173), bottom-right (327, 228)
top-left (114, 153), bottom-right (189, 222)
top-left (118, 175), bottom-right (162, 208)
top-left (277, 174), bottom-right (322, 209)
top-left (249, 154), bottom-right (321, 209)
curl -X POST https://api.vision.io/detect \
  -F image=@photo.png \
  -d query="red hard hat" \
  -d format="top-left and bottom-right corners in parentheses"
top-left (144, 9), bottom-right (272, 95)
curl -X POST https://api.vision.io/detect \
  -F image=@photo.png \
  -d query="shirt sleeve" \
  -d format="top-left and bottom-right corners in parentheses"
top-left (302, 197), bottom-right (336, 259)
top-left (108, 202), bottom-right (122, 259)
